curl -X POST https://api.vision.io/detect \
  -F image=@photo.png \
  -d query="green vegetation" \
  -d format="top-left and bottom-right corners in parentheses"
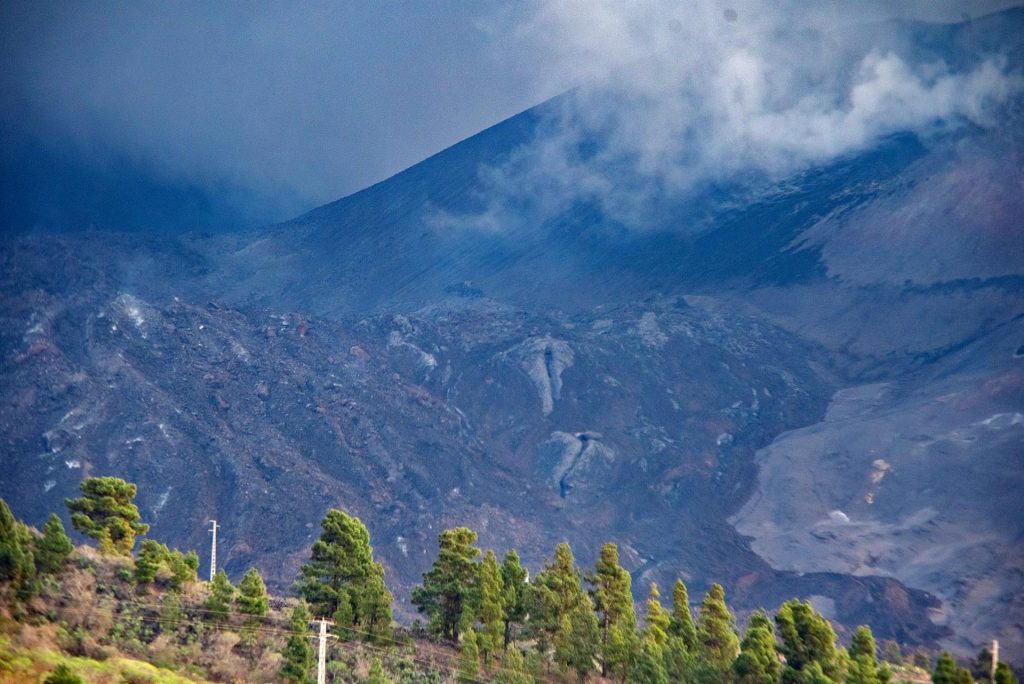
top-left (36, 514), bottom-right (74, 576)
top-left (203, 569), bottom-right (234, 621)
top-left (44, 663), bottom-right (84, 684)
top-left (0, 498), bottom-right (38, 602)
top-left (65, 476), bottom-right (149, 556)
top-left (411, 527), bottom-right (480, 643)
top-left (280, 601), bottom-right (314, 683)
top-left (237, 567), bottom-right (270, 618)
top-left (2, 478), bottom-right (1019, 683)
top-left (295, 509), bottom-right (393, 640)
top-left (135, 539), bottom-right (199, 589)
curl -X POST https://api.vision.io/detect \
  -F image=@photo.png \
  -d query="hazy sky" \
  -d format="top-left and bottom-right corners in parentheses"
top-left (1, 0), bottom-right (1021, 228)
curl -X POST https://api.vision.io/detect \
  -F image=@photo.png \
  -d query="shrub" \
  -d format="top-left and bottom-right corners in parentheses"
top-left (44, 663), bottom-right (84, 684)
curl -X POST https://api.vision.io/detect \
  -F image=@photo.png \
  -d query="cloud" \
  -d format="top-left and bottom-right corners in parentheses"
top-left (457, 0), bottom-right (1022, 232)
top-left (0, 1), bottom-right (1020, 231)
top-left (0, 1), bottom-right (539, 220)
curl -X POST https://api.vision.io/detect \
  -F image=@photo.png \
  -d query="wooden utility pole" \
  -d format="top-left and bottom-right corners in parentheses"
top-left (208, 520), bottom-right (219, 581)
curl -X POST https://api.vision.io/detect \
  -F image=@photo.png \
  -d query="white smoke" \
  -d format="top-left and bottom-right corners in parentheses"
top-left (460, 1), bottom-right (1021, 231)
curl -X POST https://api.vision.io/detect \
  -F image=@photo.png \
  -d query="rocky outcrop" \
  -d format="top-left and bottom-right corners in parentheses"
top-left (508, 335), bottom-right (574, 417)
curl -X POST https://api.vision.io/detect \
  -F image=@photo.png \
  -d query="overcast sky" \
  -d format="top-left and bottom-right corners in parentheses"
top-left (1, 0), bottom-right (1021, 228)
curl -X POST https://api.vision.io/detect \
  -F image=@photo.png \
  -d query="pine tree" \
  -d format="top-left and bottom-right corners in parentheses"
top-left (589, 542), bottom-right (637, 677)
top-left (634, 585), bottom-right (671, 684)
top-left (848, 625), bottom-right (882, 684)
top-left (500, 549), bottom-right (529, 648)
top-left (280, 601), bottom-right (314, 684)
top-left (366, 658), bottom-right (393, 684)
top-left (631, 636), bottom-right (670, 684)
top-left (237, 567), bottom-right (269, 617)
top-left (971, 647), bottom-right (995, 682)
top-left (134, 539), bottom-right (165, 585)
top-left (933, 651), bottom-right (959, 684)
top-left (296, 508), bottom-right (391, 638)
top-left (644, 582), bottom-right (671, 651)
top-left (996, 662), bottom-right (1019, 684)
top-left (166, 548), bottom-right (199, 589)
top-left (849, 657), bottom-right (882, 684)
top-left (734, 611), bottom-right (781, 684)
top-left (494, 646), bottom-right (533, 684)
top-left (557, 596), bottom-right (600, 683)
top-left (530, 542), bottom-right (589, 659)
top-left (775, 599), bottom-right (839, 682)
top-left (356, 564), bottom-right (393, 640)
top-left (35, 514), bottom-right (73, 575)
top-left (412, 527), bottom-right (481, 642)
top-left (65, 477), bottom-right (149, 556)
top-left (802, 661), bottom-right (837, 684)
top-left (669, 578), bottom-right (698, 650)
top-left (205, 569), bottom-right (234, 621)
top-left (477, 550), bottom-right (505, 667)
top-left (697, 583), bottom-right (740, 666)
top-left (664, 634), bottom-right (693, 683)
top-left (238, 567), bottom-right (268, 648)
top-left (953, 667), bottom-right (974, 684)
top-left (850, 625), bottom-right (878, 663)
top-left (0, 498), bottom-right (37, 601)
top-left (459, 628), bottom-right (481, 683)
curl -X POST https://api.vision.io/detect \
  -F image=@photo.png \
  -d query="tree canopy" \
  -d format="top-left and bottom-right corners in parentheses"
top-left (65, 476), bottom-right (149, 556)
top-left (411, 527), bottom-right (480, 643)
top-left (295, 508), bottom-right (392, 639)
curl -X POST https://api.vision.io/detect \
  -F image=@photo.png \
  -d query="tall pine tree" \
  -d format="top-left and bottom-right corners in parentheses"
top-left (775, 599), bottom-right (840, 682)
top-left (280, 601), bottom-right (314, 684)
top-left (996, 662), bottom-right (1019, 684)
top-left (459, 628), bottom-right (481, 683)
top-left (933, 651), bottom-right (959, 684)
top-left (295, 509), bottom-right (391, 638)
top-left (237, 567), bottom-right (268, 649)
top-left (557, 597), bottom-right (600, 683)
top-left (589, 542), bottom-right (637, 678)
top-left (34, 514), bottom-right (73, 575)
top-left (697, 583), bottom-right (740, 666)
top-left (669, 578), bottom-right (699, 650)
top-left (477, 550), bottom-right (505, 668)
top-left (205, 569), bottom-right (234, 621)
top-left (734, 610), bottom-right (781, 684)
top-left (848, 625), bottom-right (882, 684)
top-left (531, 542), bottom-right (589, 661)
top-left (0, 498), bottom-right (37, 601)
top-left (237, 567), bottom-right (269, 617)
top-left (412, 527), bottom-right (481, 642)
top-left (643, 582), bottom-right (671, 651)
top-left (64, 477), bottom-right (148, 556)
top-left (500, 549), bottom-right (529, 648)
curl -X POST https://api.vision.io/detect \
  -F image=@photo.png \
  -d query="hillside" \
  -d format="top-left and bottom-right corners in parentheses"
top-left (0, 495), bottom-right (970, 683)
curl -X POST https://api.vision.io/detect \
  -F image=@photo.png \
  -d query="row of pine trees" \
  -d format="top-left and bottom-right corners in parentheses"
top-left (1, 476), bottom-right (1020, 684)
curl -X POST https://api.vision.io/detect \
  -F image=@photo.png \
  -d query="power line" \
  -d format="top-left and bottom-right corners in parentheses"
top-left (47, 588), bottom-right (553, 684)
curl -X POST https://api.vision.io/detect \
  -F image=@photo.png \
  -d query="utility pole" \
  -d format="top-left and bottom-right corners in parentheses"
top-left (314, 617), bottom-right (334, 684)
top-left (992, 639), bottom-right (999, 684)
top-left (208, 520), bottom-right (219, 581)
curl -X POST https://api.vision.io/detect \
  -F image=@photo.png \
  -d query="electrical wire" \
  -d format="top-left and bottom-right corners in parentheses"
top-left (46, 586), bottom-right (559, 683)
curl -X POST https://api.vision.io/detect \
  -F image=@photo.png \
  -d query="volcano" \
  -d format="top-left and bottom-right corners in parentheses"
top-left (2, 8), bottom-right (1022, 660)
